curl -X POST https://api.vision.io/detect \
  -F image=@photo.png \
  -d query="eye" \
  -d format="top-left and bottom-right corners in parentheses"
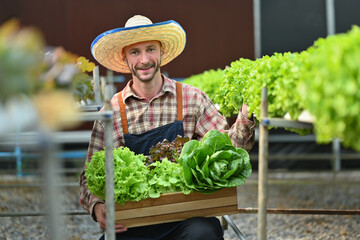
top-left (129, 50), bottom-right (138, 55)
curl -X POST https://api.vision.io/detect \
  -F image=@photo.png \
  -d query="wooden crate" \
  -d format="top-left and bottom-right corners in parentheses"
top-left (115, 187), bottom-right (238, 228)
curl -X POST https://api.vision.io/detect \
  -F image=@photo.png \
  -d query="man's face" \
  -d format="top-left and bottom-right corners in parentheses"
top-left (123, 40), bottom-right (163, 82)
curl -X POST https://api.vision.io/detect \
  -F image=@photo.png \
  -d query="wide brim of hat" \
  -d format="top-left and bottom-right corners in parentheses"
top-left (91, 20), bottom-right (186, 73)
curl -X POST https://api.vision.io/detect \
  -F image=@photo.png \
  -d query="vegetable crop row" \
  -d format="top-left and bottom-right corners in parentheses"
top-left (184, 26), bottom-right (360, 152)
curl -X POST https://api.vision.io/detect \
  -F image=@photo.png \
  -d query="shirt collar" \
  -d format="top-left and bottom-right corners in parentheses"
top-left (122, 74), bottom-right (176, 101)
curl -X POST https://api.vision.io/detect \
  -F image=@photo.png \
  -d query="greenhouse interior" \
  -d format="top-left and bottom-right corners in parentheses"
top-left (0, 0), bottom-right (359, 240)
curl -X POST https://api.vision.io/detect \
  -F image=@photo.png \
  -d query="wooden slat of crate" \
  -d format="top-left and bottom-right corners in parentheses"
top-left (115, 187), bottom-right (238, 228)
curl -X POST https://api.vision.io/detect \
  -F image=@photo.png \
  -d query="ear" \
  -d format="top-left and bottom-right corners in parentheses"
top-left (160, 48), bottom-right (165, 57)
top-left (121, 51), bottom-right (127, 63)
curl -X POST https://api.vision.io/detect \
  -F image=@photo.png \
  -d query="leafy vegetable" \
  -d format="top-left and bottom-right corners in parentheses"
top-left (77, 56), bottom-right (95, 73)
top-left (85, 146), bottom-right (150, 205)
top-left (146, 135), bottom-right (190, 165)
top-left (180, 26), bottom-right (360, 152)
top-left (0, 19), bottom-right (44, 103)
top-left (0, 19), bottom-right (95, 104)
top-left (86, 131), bottom-right (252, 203)
top-left (84, 149), bottom-right (107, 200)
top-left (183, 68), bottom-right (224, 104)
top-left (214, 25), bottom-right (360, 150)
top-left (298, 25), bottom-right (360, 151)
top-left (215, 53), bottom-right (310, 135)
top-left (215, 58), bottom-right (255, 117)
top-left (72, 57), bottom-right (95, 102)
top-left (86, 146), bottom-right (190, 205)
top-left (178, 130), bottom-right (252, 193)
top-left (148, 159), bottom-right (191, 198)
top-left (72, 71), bottom-right (95, 102)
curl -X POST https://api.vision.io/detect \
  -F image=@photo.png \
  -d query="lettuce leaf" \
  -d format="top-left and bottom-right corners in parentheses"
top-left (178, 130), bottom-right (252, 193)
top-left (85, 146), bottom-right (191, 205)
top-left (148, 159), bottom-right (191, 198)
top-left (86, 146), bottom-right (150, 205)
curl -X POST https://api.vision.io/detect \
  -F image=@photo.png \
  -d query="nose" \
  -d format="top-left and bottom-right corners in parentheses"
top-left (139, 52), bottom-right (149, 65)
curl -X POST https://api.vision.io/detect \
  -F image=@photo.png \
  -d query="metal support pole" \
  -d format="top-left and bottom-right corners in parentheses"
top-left (15, 124), bottom-right (22, 177)
top-left (253, 0), bottom-right (262, 59)
top-left (104, 70), bottom-right (115, 240)
top-left (93, 66), bottom-right (102, 105)
top-left (326, 0), bottom-right (340, 171)
top-left (15, 144), bottom-right (22, 177)
top-left (326, 0), bottom-right (336, 36)
top-left (223, 215), bottom-right (247, 240)
top-left (42, 133), bottom-right (64, 240)
top-left (258, 87), bottom-right (269, 240)
top-left (332, 138), bottom-right (341, 172)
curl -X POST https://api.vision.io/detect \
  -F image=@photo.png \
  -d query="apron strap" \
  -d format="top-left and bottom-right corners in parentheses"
top-left (176, 81), bottom-right (183, 121)
top-left (117, 91), bottom-right (129, 134)
top-left (117, 81), bottom-right (183, 135)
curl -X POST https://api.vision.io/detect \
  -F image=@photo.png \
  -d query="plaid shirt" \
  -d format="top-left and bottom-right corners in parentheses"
top-left (79, 75), bottom-right (255, 221)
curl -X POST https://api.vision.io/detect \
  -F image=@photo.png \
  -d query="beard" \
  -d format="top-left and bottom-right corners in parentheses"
top-left (129, 60), bottom-right (161, 83)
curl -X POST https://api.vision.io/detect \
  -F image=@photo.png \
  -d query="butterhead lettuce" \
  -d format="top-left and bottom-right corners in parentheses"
top-left (178, 130), bottom-right (252, 193)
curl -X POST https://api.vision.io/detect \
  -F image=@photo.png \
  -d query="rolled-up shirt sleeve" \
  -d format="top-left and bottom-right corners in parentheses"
top-left (227, 111), bottom-right (256, 151)
top-left (191, 88), bottom-right (256, 151)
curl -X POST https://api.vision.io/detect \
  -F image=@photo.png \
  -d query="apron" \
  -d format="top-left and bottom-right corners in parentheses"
top-left (118, 81), bottom-right (184, 155)
top-left (115, 81), bottom-right (185, 239)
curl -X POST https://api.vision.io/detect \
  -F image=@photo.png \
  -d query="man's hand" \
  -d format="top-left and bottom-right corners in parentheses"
top-left (94, 203), bottom-right (128, 233)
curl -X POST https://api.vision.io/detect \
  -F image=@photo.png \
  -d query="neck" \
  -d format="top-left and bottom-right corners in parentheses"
top-left (131, 71), bottom-right (163, 100)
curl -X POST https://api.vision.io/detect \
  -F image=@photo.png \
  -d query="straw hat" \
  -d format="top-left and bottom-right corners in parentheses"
top-left (91, 15), bottom-right (186, 73)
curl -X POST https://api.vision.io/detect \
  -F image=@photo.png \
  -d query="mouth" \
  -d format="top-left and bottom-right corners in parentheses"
top-left (137, 64), bottom-right (154, 72)
top-left (140, 67), bottom-right (152, 71)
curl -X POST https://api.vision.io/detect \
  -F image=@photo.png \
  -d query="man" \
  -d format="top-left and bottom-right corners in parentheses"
top-left (80, 15), bottom-right (255, 240)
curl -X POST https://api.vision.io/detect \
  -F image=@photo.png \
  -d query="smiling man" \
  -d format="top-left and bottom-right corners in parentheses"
top-left (124, 41), bottom-right (162, 81)
top-left (122, 40), bottom-right (164, 99)
top-left (80, 15), bottom-right (256, 240)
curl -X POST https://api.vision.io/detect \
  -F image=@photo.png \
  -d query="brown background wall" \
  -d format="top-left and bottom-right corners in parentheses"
top-left (0, 0), bottom-right (254, 79)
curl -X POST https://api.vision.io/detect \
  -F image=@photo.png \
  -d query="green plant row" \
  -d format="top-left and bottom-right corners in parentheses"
top-left (298, 26), bottom-right (360, 151)
top-left (182, 68), bottom-right (224, 104)
top-left (183, 25), bottom-right (360, 152)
